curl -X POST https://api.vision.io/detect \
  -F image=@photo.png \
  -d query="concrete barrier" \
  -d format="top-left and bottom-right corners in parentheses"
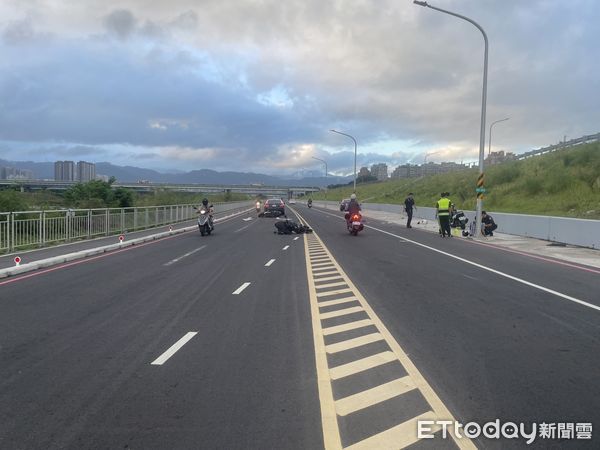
top-left (314, 201), bottom-right (600, 249)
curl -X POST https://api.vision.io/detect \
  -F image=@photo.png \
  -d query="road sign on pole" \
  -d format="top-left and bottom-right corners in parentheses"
top-left (118, 234), bottom-right (124, 243)
top-left (14, 256), bottom-right (21, 266)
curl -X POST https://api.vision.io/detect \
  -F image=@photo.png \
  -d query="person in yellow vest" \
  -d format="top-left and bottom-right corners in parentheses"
top-left (436, 192), bottom-right (452, 238)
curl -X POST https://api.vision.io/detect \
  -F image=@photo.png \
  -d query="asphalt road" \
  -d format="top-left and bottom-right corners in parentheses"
top-left (0, 205), bottom-right (598, 449)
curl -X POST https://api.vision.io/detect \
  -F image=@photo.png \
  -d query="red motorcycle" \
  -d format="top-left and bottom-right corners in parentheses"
top-left (346, 212), bottom-right (364, 236)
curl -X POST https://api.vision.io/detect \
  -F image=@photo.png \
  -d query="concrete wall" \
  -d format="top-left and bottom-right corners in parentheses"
top-left (313, 201), bottom-right (600, 249)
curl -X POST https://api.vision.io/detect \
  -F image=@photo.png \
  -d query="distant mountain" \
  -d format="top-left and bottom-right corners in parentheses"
top-left (0, 159), bottom-right (54, 179)
top-left (0, 159), bottom-right (350, 187)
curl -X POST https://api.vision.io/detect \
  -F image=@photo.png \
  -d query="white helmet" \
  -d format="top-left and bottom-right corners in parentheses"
top-left (350, 193), bottom-right (356, 200)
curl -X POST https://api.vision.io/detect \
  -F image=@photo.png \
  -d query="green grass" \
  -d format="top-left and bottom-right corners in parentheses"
top-left (312, 142), bottom-right (600, 219)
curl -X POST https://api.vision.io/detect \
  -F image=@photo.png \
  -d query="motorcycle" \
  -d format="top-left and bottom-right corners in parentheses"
top-left (346, 212), bottom-right (364, 236)
top-left (307, 200), bottom-right (312, 208)
top-left (197, 208), bottom-right (214, 236)
top-left (450, 210), bottom-right (469, 237)
top-left (256, 201), bottom-right (262, 213)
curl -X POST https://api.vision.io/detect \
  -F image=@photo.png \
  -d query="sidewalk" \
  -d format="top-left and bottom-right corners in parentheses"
top-left (362, 208), bottom-right (600, 270)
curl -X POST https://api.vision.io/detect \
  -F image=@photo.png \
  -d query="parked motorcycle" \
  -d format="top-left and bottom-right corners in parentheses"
top-left (197, 208), bottom-right (214, 236)
top-left (346, 212), bottom-right (364, 236)
top-left (450, 210), bottom-right (469, 237)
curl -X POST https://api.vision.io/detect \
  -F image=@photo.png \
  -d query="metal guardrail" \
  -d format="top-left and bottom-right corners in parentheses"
top-left (516, 132), bottom-right (599, 160)
top-left (0, 201), bottom-right (252, 253)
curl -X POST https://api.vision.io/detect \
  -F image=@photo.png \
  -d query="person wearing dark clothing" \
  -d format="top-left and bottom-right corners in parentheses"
top-left (436, 192), bottom-right (452, 237)
top-left (482, 211), bottom-right (498, 236)
top-left (346, 194), bottom-right (361, 215)
top-left (345, 193), bottom-right (361, 225)
top-left (404, 193), bottom-right (415, 228)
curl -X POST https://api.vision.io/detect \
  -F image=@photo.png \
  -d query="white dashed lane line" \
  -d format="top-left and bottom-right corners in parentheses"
top-left (151, 332), bottom-right (198, 366)
top-left (232, 282), bottom-right (251, 295)
top-left (163, 245), bottom-right (206, 266)
top-left (265, 259), bottom-right (276, 267)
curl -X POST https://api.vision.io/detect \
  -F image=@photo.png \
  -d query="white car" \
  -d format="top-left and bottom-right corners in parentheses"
top-left (288, 199), bottom-right (296, 204)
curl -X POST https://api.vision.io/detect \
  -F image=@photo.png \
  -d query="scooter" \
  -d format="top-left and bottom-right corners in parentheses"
top-left (346, 212), bottom-right (364, 236)
top-left (256, 201), bottom-right (262, 213)
top-left (197, 208), bottom-right (214, 236)
top-left (450, 210), bottom-right (469, 237)
top-left (307, 200), bottom-right (313, 208)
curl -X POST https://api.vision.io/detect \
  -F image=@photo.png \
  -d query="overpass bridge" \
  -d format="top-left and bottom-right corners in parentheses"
top-left (0, 180), bottom-right (321, 197)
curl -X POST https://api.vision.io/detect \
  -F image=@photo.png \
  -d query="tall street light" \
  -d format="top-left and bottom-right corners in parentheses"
top-left (488, 117), bottom-right (510, 157)
top-left (414, 0), bottom-right (488, 236)
top-left (311, 156), bottom-right (328, 178)
top-left (330, 129), bottom-right (358, 193)
top-left (312, 156), bottom-right (328, 201)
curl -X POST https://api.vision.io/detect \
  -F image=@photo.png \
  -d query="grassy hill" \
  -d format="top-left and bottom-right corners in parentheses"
top-left (313, 142), bottom-right (600, 219)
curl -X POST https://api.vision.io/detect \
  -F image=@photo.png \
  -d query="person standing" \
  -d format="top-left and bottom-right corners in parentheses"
top-left (436, 192), bottom-right (452, 237)
top-left (404, 193), bottom-right (416, 228)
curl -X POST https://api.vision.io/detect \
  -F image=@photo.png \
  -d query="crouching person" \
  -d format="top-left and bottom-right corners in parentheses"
top-left (481, 211), bottom-right (498, 236)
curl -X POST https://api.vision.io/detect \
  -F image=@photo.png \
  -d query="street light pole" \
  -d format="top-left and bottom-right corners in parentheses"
top-left (488, 117), bottom-right (510, 157)
top-left (311, 156), bottom-right (328, 178)
top-left (413, 1), bottom-right (488, 236)
top-left (330, 129), bottom-right (358, 193)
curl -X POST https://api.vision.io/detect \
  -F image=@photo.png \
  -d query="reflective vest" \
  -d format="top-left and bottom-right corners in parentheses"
top-left (437, 198), bottom-right (451, 216)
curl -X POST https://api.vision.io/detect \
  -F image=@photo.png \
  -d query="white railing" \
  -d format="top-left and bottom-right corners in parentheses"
top-left (0, 201), bottom-right (252, 253)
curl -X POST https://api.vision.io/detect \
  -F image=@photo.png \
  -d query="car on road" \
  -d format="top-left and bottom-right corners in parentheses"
top-left (340, 198), bottom-right (350, 211)
top-left (263, 198), bottom-right (286, 216)
top-left (288, 198), bottom-right (296, 204)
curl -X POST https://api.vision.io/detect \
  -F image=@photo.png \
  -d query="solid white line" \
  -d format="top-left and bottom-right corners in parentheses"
top-left (234, 224), bottom-right (252, 233)
top-left (313, 207), bottom-right (600, 313)
top-left (265, 259), bottom-right (276, 267)
top-left (151, 332), bottom-right (198, 365)
top-left (232, 282), bottom-right (251, 295)
top-left (282, 245), bottom-right (290, 250)
top-left (163, 245), bottom-right (206, 266)
top-left (366, 224), bottom-right (600, 313)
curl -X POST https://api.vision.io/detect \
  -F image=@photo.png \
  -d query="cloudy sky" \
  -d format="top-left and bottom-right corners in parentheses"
top-left (0, 0), bottom-right (598, 176)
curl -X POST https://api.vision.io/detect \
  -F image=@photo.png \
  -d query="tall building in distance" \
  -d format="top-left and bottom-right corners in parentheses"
top-left (370, 163), bottom-right (388, 181)
top-left (390, 161), bottom-right (468, 179)
top-left (485, 151), bottom-right (516, 166)
top-left (54, 160), bottom-right (96, 181)
top-left (358, 167), bottom-right (371, 178)
top-left (77, 161), bottom-right (96, 182)
top-left (54, 161), bottom-right (75, 181)
top-left (0, 167), bottom-right (34, 180)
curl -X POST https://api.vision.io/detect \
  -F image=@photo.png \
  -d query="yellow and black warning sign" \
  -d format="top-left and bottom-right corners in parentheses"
top-left (476, 173), bottom-right (485, 199)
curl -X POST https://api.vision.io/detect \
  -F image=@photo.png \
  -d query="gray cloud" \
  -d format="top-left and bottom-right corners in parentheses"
top-left (2, 18), bottom-right (35, 44)
top-left (0, 0), bottom-right (598, 174)
top-left (103, 9), bottom-right (137, 40)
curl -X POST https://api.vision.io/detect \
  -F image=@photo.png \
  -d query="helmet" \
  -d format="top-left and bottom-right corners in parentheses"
top-left (350, 193), bottom-right (356, 200)
top-left (202, 198), bottom-right (209, 206)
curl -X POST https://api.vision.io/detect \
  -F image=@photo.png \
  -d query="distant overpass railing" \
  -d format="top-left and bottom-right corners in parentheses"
top-left (0, 180), bottom-right (322, 196)
top-left (0, 201), bottom-right (252, 254)
top-left (516, 132), bottom-right (599, 160)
